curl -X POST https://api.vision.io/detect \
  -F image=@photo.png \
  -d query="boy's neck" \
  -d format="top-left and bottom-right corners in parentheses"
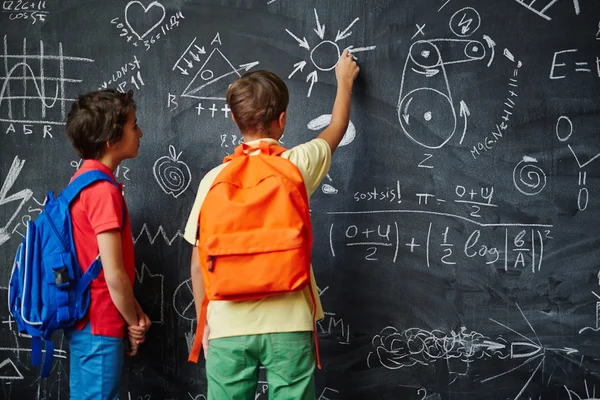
top-left (243, 135), bottom-right (273, 143)
top-left (242, 128), bottom-right (282, 143)
top-left (96, 153), bottom-right (121, 172)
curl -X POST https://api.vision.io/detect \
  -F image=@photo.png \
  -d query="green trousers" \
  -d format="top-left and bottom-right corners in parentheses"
top-left (206, 331), bottom-right (316, 400)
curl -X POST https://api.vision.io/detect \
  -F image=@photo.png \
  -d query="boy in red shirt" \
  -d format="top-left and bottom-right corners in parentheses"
top-left (65, 89), bottom-right (150, 399)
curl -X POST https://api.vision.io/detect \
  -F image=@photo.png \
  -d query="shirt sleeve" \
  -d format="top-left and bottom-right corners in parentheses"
top-left (283, 138), bottom-right (332, 197)
top-left (80, 181), bottom-right (123, 235)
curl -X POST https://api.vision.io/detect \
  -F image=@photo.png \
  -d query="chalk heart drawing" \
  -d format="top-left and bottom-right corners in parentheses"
top-left (125, 1), bottom-right (166, 40)
top-left (153, 145), bottom-right (191, 198)
top-left (307, 114), bottom-right (356, 146)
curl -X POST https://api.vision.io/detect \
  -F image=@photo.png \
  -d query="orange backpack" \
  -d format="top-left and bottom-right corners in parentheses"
top-left (188, 141), bottom-right (321, 368)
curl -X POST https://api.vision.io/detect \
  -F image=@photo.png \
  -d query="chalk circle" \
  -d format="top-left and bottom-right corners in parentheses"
top-left (555, 116), bottom-right (573, 142)
top-left (449, 7), bottom-right (481, 38)
top-left (398, 88), bottom-right (457, 149)
top-left (201, 69), bottom-right (214, 81)
top-left (464, 41), bottom-right (486, 60)
top-left (409, 40), bottom-right (441, 69)
top-left (512, 159), bottom-right (547, 196)
top-left (307, 114), bottom-right (356, 146)
top-left (173, 279), bottom-right (196, 321)
top-left (310, 40), bottom-right (341, 71)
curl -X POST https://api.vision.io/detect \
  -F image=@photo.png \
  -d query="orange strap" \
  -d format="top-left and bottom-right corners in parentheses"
top-left (188, 295), bottom-right (209, 363)
top-left (224, 142), bottom-right (287, 162)
top-left (308, 284), bottom-right (322, 369)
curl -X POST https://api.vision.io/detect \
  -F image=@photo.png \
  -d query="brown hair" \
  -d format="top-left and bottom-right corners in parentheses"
top-left (66, 89), bottom-right (136, 159)
top-left (226, 70), bottom-right (289, 135)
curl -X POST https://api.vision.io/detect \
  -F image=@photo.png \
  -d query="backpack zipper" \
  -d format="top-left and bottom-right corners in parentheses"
top-left (208, 256), bottom-right (215, 272)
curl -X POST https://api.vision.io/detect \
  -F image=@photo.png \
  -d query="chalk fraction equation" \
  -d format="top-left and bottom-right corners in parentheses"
top-left (353, 182), bottom-right (495, 220)
top-left (327, 217), bottom-right (552, 273)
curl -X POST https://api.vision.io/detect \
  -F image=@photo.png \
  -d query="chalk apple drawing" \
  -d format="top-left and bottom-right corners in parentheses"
top-left (153, 145), bottom-right (191, 198)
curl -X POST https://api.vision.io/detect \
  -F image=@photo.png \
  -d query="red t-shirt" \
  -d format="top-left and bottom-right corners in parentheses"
top-left (70, 160), bottom-right (135, 338)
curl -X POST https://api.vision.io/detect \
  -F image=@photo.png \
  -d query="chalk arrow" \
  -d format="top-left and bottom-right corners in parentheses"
top-left (548, 347), bottom-right (579, 355)
top-left (483, 35), bottom-right (496, 67)
top-left (458, 100), bottom-right (470, 144)
top-left (239, 61), bottom-right (260, 71)
top-left (306, 71), bottom-right (318, 97)
top-left (335, 17), bottom-right (359, 42)
top-left (288, 60), bottom-right (307, 79)
top-left (313, 8), bottom-right (326, 39)
top-left (194, 45), bottom-right (206, 54)
top-left (482, 340), bottom-right (506, 352)
top-left (189, 51), bottom-right (200, 62)
top-left (347, 45), bottom-right (376, 54)
top-left (176, 66), bottom-right (189, 75)
top-left (401, 97), bottom-right (413, 125)
top-left (183, 58), bottom-right (193, 68)
top-left (285, 29), bottom-right (310, 50)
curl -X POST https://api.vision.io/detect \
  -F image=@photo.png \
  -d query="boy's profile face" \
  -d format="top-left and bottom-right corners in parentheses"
top-left (114, 109), bottom-right (143, 160)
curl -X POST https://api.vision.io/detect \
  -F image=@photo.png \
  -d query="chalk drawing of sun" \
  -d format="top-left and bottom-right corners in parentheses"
top-left (286, 8), bottom-right (375, 97)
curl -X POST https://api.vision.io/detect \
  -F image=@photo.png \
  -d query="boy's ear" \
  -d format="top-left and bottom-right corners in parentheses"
top-left (278, 111), bottom-right (286, 127)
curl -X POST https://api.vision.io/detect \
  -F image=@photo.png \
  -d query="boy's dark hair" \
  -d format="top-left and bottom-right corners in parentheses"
top-left (226, 70), bottom-right (289, 135)
top-left (66, 89), bottom-right (136, 159)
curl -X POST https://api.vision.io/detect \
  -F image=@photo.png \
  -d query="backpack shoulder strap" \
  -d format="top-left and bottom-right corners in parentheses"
top-left (61, 170), bottom-right (126, 228)
top-left (61, 170), bottom-right (118, 205)
top-left (223, 142), bottom-right (288, 163)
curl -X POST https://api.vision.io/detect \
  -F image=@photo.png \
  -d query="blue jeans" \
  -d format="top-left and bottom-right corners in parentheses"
top-left (65, 323), bottom-right (124, 400)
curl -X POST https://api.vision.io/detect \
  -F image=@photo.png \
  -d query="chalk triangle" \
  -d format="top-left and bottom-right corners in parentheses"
top-left (0, 358), bottom-right (24, 380)
top-left (181, 48), bottom-right (242, 100)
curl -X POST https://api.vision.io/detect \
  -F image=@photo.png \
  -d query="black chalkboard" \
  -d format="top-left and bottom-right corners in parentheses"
top-left (1, 0), bottom-right (600, 399)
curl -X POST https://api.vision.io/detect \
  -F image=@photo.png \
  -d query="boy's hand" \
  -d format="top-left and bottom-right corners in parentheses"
top-left (335, 49), bottom-right (360, 91)
top-left (127, 324), bottom-right (146, 343)
top-left (137, 312), bottom-right (152, 334)
top-left (127, 313), bottom-right (151, 344)
top-left (126, 334), bottom-right (140, 357)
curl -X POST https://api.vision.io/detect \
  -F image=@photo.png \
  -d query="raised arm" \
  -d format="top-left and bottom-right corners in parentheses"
top-left (317, 49), bottom-right (360, 154)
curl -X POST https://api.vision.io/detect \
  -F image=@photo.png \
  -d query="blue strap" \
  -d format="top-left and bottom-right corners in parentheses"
top-left (75, 258), bottom-right (103, 299)
top-left (56, 289), bottom-right (70, 323)
top-left (31, 336), bottom-right (42, 366)
top-left (61, 170), bottom-right (117, 204)
top-left (61, 170), bottom-right (126, 229)
top-left (40, 339), bottom-right (54, 377)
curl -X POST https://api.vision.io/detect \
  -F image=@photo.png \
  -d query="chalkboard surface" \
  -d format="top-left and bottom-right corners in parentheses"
top-left (1, 0), bottom-right (600, 399)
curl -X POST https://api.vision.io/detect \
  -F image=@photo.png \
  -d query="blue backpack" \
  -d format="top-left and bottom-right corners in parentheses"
top-left (8, 170), bottom-right (121, 377)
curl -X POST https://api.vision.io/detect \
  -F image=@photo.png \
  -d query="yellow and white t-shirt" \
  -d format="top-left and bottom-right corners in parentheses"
top-left (183, 138), bottom-right (330, 339)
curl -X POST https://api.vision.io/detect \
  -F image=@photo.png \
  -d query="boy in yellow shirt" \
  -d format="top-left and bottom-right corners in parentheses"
top-left (184, 50), bottom-right (359, 399)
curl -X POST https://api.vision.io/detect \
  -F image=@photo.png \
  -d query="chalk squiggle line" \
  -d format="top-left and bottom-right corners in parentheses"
top-left (578, 326), bottom-right (600, 334)
top-left (0, 62), bottom-right (60, 109)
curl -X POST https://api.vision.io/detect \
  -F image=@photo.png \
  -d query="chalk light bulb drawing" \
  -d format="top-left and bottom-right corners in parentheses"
top-left (286, 8), bottom-right (375, 97)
